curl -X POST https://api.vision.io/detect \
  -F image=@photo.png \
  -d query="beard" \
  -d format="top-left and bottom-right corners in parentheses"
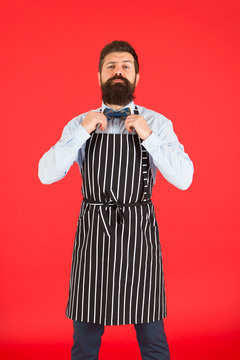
top-left (100, 75), bottom-right (136, 106)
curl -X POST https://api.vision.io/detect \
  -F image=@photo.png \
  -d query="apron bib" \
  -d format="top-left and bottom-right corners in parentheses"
top-left (65, 107), bottom-right (167, 325)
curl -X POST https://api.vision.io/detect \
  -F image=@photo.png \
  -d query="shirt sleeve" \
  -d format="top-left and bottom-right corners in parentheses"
top-left (141, 117), bottom-right (194, 190)
top-left (38, 117), bottom-right (90, 184)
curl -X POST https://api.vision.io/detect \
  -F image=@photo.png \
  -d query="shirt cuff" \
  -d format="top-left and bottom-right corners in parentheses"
top-left (74, 124), bottom-right (91, 143)
top-left (60, 123), bottom-right (91, 154)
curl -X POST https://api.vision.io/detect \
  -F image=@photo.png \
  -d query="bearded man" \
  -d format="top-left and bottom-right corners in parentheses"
top-left (38, 40), bottom-right (194, 360)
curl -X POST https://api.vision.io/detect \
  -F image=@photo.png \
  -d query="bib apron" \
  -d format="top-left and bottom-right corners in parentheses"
top-left (65, 106), bottom-right (167, 326)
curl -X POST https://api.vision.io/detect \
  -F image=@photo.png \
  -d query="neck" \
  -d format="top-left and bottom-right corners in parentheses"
top-left (105, 103), bottom-right (128, 111)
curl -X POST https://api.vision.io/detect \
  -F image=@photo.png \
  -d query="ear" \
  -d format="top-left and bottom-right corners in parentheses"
top-left (97, 72), bottom-right (101, 86)
top-left (135, 73), bottom-right (140, 86)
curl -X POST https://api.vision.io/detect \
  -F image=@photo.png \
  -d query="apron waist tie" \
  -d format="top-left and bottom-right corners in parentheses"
top-left (82, 193), bottom-right (152, 237)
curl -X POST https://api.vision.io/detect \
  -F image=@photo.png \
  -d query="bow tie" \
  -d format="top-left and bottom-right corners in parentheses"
top-left (103, 107), bottom-right (131, 121)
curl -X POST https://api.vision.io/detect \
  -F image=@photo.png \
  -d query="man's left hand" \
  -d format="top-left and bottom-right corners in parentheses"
top-left (125, 115), bottom-right (152, 140)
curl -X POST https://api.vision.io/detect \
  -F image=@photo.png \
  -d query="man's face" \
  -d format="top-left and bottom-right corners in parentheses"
top-left (98, 52), bottom-right (140, 106)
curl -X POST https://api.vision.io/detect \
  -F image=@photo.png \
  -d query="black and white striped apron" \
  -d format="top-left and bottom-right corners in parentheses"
top-left (65, 106), bottom-right (167, 325)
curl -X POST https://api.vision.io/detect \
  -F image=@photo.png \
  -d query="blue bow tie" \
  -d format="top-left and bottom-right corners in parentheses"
top-left (103, 107), bottom-right (131, 121)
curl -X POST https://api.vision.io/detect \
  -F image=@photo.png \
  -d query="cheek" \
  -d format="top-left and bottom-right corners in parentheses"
top-left (101, 72), bottom-right (112, 83)
top-left (128, 72), bottom-right (136, 83)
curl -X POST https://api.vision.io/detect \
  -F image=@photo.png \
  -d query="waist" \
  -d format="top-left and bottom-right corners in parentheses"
top-left (82, 197), bottom-right (152, 207)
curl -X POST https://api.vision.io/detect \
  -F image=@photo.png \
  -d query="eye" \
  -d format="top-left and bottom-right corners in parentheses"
top-left (123, 65), bottom-right (129, 69)
top-left (107, 65), bottom-right (114, 68)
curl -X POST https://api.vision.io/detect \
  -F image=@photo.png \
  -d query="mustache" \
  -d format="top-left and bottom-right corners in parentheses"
top-left (104, 75), bottom-right (130, 86)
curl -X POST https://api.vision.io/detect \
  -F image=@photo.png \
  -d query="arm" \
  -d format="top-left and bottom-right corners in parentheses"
top-left (38, 110), bottom-right (108, 185)
top-left (141, 117), bottom-right (194, 190)
top-left (38, 116), bottom-right (90, 184)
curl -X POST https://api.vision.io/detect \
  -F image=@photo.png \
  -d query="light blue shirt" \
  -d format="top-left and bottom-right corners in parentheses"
top-left (38, 101), bottom-right (194, 190)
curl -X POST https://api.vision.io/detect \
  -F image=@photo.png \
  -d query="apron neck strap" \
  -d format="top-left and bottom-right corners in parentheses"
top-left (133, 105), bottom-right (139, 114)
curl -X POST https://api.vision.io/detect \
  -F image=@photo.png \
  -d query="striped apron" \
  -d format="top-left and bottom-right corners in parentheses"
top-left (65, 106), bottom-right (167, 326)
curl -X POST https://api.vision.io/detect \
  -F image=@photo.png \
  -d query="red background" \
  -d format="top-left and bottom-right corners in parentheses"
top-left (1, 0), bottom-right (239, 359)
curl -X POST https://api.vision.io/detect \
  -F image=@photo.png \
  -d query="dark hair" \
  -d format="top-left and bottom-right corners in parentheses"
top-left (99, 40), bottom-right (139, 74)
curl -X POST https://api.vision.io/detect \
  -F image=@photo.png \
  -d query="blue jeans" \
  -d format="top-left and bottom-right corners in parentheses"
top-left (71, 320), bottom-right (170, 360)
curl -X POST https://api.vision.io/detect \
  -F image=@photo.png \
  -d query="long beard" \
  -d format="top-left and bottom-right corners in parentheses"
top-left (100, 75), bottom-right (136, 106)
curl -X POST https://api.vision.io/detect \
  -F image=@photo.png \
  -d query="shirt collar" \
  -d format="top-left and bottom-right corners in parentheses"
top-left (101, 101), bottom-right (136, 114)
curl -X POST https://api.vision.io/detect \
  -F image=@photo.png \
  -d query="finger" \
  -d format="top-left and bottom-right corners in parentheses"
top-left (125, 120), bottom-right (134, 132)
top-left (100, 114), bottom-right (108, 128)
top-left (98, 118), bottom-right (107, 131)
top-left (102, 115), bottom-right (107, 129)
top-left (97, 118), bottom-right (104, 127)
top-left (96, 114), bottom-right (106, 121)
top-left (124, 120), bottom-right (129, 131)
top-left (125, 116), bottom-right (136, 122)
top-left (126, 115), bottom-right (137, 120)
top-left (124, 121), bottom-right (133, 133)
top-left (125, 125), bottom-right (132, 132)
top-left (100, 122), bottom-right (107, 131)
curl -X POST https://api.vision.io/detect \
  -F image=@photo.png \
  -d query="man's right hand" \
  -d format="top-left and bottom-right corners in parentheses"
top-left (81, 111), bottom-right (107, 133)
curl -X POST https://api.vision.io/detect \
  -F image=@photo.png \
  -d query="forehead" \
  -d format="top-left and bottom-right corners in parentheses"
top-left (103, 51), bottom-right (134, 65)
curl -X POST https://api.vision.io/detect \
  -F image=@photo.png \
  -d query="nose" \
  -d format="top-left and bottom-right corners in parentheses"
top-left (114, 70), bottom-right (122, 76)
top-left (114, 64), bottom-right (123, 76)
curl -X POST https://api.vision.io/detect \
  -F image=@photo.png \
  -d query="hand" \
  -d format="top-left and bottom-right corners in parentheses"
top-left (81, 111), bottom-right (107, 133)
top-left (125, 115), bottom-right (152, 140)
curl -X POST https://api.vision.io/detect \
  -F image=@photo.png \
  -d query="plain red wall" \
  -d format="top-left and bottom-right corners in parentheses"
top-left (1, 0), bottom-right (239, 359)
